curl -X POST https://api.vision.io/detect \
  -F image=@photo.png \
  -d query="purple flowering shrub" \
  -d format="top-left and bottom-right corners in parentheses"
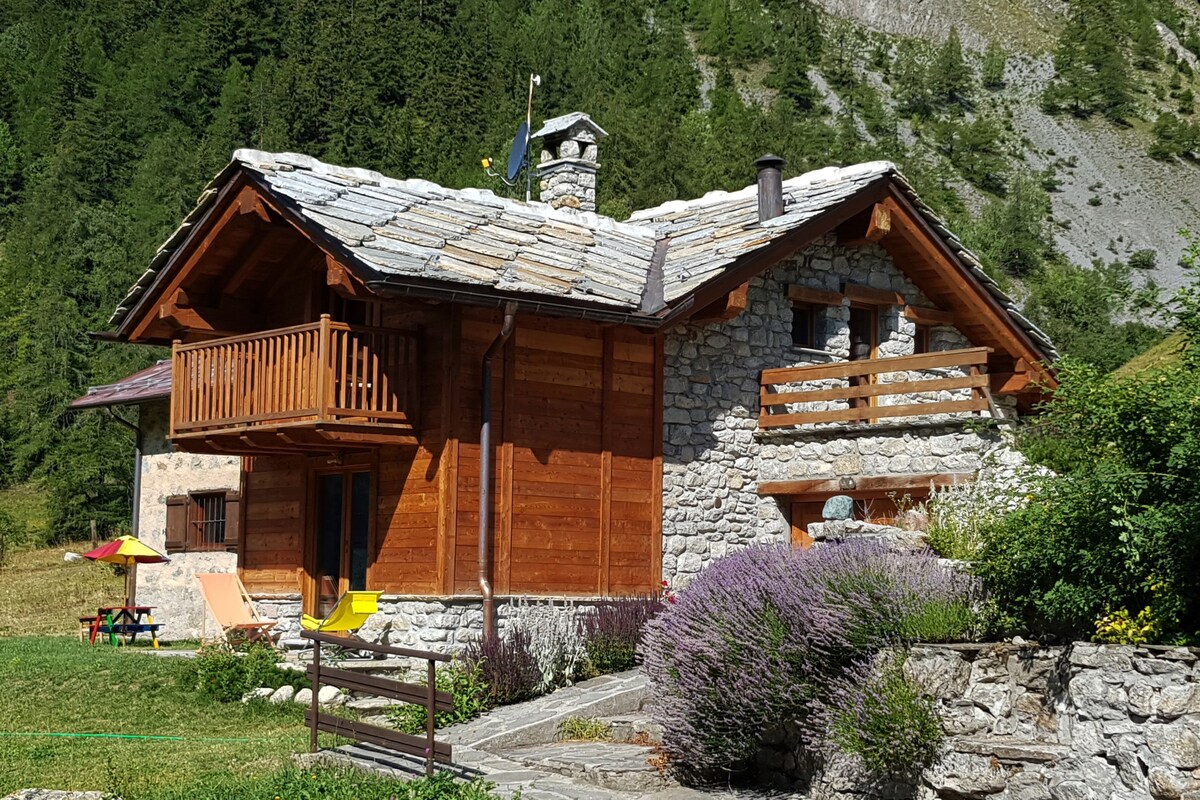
top-left (639, 540), bottom-right (978, 781)
top-left (462, 625), bottom-right (542, 706)
top-left (578, 595), bottom-right (664, 675)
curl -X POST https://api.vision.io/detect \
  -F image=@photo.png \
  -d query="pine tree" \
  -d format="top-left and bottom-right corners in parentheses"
top-left (981, 41), bottom-right (1007, 89)
top-left (1131, 0), bottom-right (1162, 71)
top-left (930, 27), bottom-right (973, 109)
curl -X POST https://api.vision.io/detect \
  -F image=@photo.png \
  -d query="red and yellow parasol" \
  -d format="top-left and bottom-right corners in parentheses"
top-left (83, 535), bottom-right (170, 606)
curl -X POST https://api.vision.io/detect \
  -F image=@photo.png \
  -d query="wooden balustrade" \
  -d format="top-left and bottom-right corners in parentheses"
top-left (759, 347), bottom-right (994, 429)
top-left (170, 315), bottom-right (418, 441)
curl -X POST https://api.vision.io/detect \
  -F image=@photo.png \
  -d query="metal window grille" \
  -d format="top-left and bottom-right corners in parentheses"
top-left (189, 493), bottom-right (226, 550)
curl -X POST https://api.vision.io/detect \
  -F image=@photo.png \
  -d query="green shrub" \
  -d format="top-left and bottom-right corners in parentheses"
top-left (388, 660), bottom-right (491, 734)
top-left (190, 643), bottom-right (307, 703)
top-left (899, 597), bottom-right (979, 643)
top-left (829, 657), bottom-right (944, 776)
top-left (975, 315), bottom-right (1200, 641)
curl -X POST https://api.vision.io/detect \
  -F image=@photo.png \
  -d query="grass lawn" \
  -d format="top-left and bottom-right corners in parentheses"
top-left (0, 545), bottom-right (124, 636)
top-left (0, 637), bottom-right (507, 798)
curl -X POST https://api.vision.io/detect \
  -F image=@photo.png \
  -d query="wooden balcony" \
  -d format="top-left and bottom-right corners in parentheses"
top-left (170, 316), bottom-right (419, 453)
top-left (759, 347), bottom-right (995, 430)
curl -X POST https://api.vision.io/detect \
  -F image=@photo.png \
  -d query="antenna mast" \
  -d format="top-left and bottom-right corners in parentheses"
top-left (525, 73), bottom-right (538, 202)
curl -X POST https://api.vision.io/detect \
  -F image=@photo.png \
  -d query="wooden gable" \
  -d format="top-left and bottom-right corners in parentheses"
top-left (120, 178), bottom-right (369, 346)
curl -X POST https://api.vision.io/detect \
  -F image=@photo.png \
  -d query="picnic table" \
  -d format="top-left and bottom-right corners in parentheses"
top-left (80, 606), bottom-right (161, 647)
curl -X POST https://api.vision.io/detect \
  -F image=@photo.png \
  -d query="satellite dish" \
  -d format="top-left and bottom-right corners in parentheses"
top-left (506, 120), bottom-right (530, 183)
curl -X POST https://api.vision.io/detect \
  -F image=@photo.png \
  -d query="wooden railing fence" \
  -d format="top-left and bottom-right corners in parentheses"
top-left (760, 346), bottom-right (995, 428)
top-left (171, 315), bottom-right (418, 436)
top-left (302, 630), bottom-right (453, 776)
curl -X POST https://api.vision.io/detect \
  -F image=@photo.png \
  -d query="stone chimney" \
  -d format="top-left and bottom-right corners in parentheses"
top-left (533, 112), bottom-right (607, 212)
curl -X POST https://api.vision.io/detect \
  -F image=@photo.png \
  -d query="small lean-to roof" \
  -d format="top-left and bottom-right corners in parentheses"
top-left (70, 361), bottom-right (172, 409)
top-left (107, 150), bottom-right (1057, 363)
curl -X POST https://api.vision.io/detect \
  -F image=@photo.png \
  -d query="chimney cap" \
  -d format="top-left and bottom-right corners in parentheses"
top-left (754, 154), bottom-right (786, 171)
top-left (533, 112), bottom-right (608, 141)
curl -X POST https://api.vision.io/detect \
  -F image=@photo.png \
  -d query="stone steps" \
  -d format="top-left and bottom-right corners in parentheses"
top-left (596, 714), bottom-right (664, 746)
top-left (497, 742), bottom-right (672, 794)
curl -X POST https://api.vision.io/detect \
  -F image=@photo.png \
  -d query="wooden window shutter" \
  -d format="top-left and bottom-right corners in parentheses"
top-left (223, 492), bottom-right (242, 554)
top-left (165, 495), bottom-right (188, 553)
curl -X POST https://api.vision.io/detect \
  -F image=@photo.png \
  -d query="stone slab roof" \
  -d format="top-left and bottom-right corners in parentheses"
top-left (70, 360), bottom-right (171, 409)
top-left (109, 151), bottom-right (1057, 362)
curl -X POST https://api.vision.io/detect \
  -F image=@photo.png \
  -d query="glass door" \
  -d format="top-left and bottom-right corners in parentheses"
top-left (312, 470), bottom-right (372, 617)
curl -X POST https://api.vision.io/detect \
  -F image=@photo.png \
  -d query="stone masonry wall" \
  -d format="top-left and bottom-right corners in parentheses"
top-left (255, 594), bottom-right (600, 657)
top-left (136, 400), bottom-right (242, 641)
top-left (661, 235), bottom-right (1011, 587)
top-left (758, 643), bottom-right (1200, 800)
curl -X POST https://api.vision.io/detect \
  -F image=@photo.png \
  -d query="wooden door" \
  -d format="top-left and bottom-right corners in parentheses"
top-left (307, 468), bottom-right (373, 617)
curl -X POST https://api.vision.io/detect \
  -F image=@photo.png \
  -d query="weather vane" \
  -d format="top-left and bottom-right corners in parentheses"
top-left (482, 73), bottom-right (541, 202)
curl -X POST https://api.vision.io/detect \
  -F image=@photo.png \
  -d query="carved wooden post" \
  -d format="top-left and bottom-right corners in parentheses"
top-left (316, 314), bottom-right (331, 422)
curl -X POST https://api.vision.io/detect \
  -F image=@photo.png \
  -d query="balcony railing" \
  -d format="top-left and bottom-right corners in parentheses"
top-left (171, 315), bottom-right (418, 442)
top-left (759, 347), bottom-right (993, 429)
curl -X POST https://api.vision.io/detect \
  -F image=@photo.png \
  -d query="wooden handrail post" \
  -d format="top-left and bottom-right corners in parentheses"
top-left (425, 658), bottom-right (436, 777)
top-left (316, 314), bottom-right (331, 422)
top-left (310, 638), bottom-right (321, 753)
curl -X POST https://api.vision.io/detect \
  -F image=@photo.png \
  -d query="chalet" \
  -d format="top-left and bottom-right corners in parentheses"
top-left (73, 113), bottom-right (1056, 644)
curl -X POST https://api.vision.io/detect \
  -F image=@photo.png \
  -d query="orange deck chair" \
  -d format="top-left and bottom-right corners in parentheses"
top-left (196, 572), bottom-right (277, 645)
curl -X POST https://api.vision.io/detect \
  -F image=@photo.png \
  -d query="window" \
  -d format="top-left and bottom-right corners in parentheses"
top-left (189, 493), bottom-right (227, 549)
top-left (165, 492), bottom-right (241, 553)
top-left (848, 306), bottom-right (877, 360)
top-left (914, 324), bottom-right (931, 354)
top-left (790, 305), bottom-right (815, 348)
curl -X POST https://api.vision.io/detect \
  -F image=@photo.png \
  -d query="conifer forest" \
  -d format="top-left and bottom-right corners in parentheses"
top-left (0, 0), bottom-right (1197, 540)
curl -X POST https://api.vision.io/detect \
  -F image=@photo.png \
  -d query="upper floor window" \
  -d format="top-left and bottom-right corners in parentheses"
top-left (914, 324), bottom-right (931, 354)
top-left (790, 305), bottom-right (815, 348)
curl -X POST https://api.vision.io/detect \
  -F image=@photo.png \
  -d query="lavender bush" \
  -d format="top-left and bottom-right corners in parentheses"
top-left (461, 625), bottom-right (542, 706)
top-left (578, 594), bottom-right (663, 675)
top-left (639, 540), bottom-right (979, 782)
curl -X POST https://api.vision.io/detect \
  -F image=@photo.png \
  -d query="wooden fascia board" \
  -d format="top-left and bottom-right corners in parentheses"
top-left (757, 472), bottom-right (976, 497)
top-left (662, 177), bottom-right (891, 327)
top-left (881, 186), bottom-right (1056, 389)
top-left (120, 174), bottom-right (250, 342)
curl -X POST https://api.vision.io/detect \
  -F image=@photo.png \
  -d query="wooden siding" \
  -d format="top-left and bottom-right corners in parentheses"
top-left (241, 454), bottom-right (306, 593)
top-left (449, 311), bottom-right (660, 597)
top-left (237, 305), bottom-right (662, 599)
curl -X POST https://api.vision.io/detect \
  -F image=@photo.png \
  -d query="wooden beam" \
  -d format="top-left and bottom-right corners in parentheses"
top-left (842, 283), bottom-right (905, 306)
top-left (838, 203), bottom-right (892, 246)
top-left (758, 472), bottom-right (976, 497)
top-left (158, 303), bottom-right (246, 336)
top-left (990, 371), bottom-right (1041, 394)
top-left (692, 282), bottom-right (750, 323)
top-left (326, 256), bottom-right (370, 299)
top-left (904, 304), bottom-right (957, 326)
top-left (237, 185), bottom-right (271, 222)
top-left (787, 285), bottom-right (844, 307)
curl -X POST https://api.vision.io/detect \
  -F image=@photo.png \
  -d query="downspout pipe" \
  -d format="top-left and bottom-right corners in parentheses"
top-left (480, 302), bottom-right (518, 640)
top-left (106, 408), bottom-right (143, 606)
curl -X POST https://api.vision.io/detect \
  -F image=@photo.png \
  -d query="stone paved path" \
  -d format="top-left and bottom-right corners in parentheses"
top-left (322, 669), bottom-right (796, 799)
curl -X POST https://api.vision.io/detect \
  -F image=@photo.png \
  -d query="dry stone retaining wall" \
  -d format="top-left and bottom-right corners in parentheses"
top-left (759, 643), bottom-right (1200, 800)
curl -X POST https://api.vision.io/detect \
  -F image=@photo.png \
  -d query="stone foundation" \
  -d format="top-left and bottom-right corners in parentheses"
top-left (254, 595), bottom-right (601, 655)
top-left (758, 643), bottom-right (1200, 800)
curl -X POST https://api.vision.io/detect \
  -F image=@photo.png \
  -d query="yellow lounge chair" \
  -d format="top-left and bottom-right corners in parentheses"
top-left (301, 590), bottom-right (383, 632)
top-left (196, 572), bottom-right (277, 645)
